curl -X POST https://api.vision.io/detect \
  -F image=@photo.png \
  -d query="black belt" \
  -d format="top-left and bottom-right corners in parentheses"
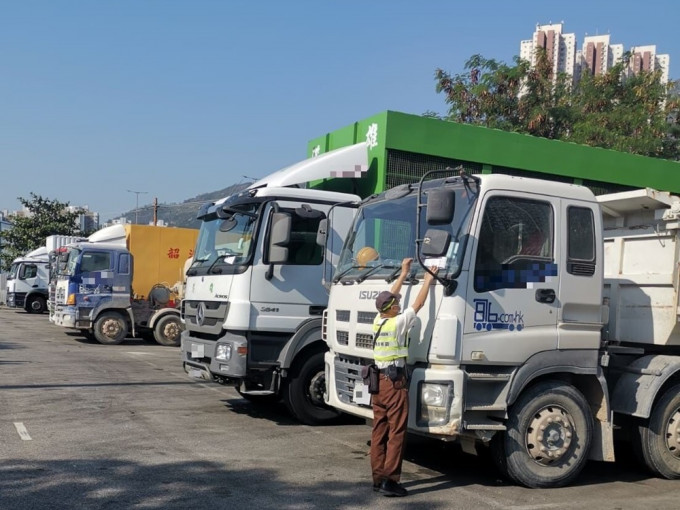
top-left (378, 366), bottom-right (405, 375)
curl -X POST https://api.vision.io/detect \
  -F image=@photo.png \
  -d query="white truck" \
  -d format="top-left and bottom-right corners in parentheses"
top-left (6, 247), bottom-right (50, 313)
top-left (323, 171), bottom-right (680, 487)
top-left (180, 143), bottom-right (366, 425)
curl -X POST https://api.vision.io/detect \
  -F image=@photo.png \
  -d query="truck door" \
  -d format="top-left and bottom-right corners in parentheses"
top-left (250, 201), bottom-right (329, 332)
top-left (20, 263), bottom-right (46, 292)
top-left (462, 192), bottom-right (560, 364)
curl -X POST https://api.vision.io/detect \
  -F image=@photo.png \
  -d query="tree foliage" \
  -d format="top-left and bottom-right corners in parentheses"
top-left (0, 194), bottom-right (85, 271)
top-left (434, 50), bottom-right (680, 159)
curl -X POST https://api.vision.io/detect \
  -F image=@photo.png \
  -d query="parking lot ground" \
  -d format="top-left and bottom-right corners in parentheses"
top-left (1, 307), bottom-right (680, 509)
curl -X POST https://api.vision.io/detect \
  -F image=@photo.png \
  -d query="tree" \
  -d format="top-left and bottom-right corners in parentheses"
top-left (434, 51), bottom-right (680, 159)
top-left (0, 194), bottom-right (85, 271)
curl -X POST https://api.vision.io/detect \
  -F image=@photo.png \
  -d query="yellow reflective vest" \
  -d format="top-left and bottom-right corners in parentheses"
top-left (372, 316), bottom-right (409, 363)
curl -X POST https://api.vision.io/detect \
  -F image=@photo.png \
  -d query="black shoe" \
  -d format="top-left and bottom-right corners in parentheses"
top-left (379, 478), bottom-right (408, 497)
top-left (372, 482), bottom-right (380, 492)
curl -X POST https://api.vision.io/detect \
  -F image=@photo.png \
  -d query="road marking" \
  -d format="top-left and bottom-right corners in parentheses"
top-left (14, 422), bottom-right (32, 441)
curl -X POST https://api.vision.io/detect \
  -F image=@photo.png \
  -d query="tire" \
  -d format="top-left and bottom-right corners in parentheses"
top-left (27, 295), bottom-right (47, 314)
top-left (499, 380), bottom-right (593, 488)
top-left (93, 312), bottom-right (129, 345)
top-left (283, 351), bottom-right (340, 425)
top-left (635, 383), bottom-right (680, 479)
top-left (153, 314), bottom-right (183, 346)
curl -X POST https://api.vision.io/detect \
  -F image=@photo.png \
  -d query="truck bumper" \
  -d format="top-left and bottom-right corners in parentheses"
top-left (6, 292), bottom-right (25, 308)
top-left (325, 351), bottom-right (465, 437)
top-left (180, 330), bottom-right (248, 382)
top-left (52, 305), bottom-right (92, 329)
top-left (53, 306), bottom-right (78, 328)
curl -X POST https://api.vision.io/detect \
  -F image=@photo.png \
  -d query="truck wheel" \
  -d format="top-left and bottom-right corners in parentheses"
top-left (93, 312), bottom-right (128, 345)
top-left (501, 380), bottom-right (593, 488)
top-left (153, 315), bottom-right (182, 346)
top-left (635, 383), bottom-right (680, 479)
top-left (27, 296), bottom-right (47, 314)
top-left (283, 351), bottom-right (340, 425)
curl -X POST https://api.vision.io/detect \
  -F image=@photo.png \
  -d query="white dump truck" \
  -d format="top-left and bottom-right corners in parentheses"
top-left (323, 172), bottom-right (680, 487)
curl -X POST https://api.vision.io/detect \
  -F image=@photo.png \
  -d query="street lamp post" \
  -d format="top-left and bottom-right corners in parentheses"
top-left (126, 189), bottom-right (148, 224)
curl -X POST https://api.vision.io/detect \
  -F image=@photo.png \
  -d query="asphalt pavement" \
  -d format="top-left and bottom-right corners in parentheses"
top-left (1, 307), bottom-right (680, 509)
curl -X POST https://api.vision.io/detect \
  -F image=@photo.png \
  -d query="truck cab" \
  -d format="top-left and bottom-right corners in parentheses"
top-left (324, 173), bottom-right (612, 487)
top-left (6, 248), bottom-right (50, 313)
top-left (180, 142), bottom-right (366, 425)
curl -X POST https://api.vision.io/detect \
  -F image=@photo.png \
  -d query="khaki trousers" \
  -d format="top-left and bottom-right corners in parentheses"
top-left (371, 373), bottom-right (408, 483)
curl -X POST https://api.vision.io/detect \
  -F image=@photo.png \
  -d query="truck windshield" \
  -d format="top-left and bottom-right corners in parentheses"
top-left (62, 248), bottom-right (82, 276)
top-left (336, 185), bottom-right (476, 281)
top-left (7, 263), bottom-right (19, 280)
top-left (192, 204), bottom-right (258, 270)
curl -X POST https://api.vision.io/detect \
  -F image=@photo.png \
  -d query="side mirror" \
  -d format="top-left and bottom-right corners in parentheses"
top-left (422, 229), bottom-right (451, 257)
top-left (268, 212), bottom-right (291, 264)
top-left (316, 218), bottom-right (328, 247)
top-left (426, 189), bottom-right (456, 225)
top-left (219, 217), bottom-right (238, 232)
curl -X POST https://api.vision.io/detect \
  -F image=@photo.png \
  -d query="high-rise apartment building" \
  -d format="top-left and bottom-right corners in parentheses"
top-left (520, 23), bottom-right (577, 82)
top-left (629, 45), bottom-right (670, 83)
top-left (576, 34), bottom-right (624, 79)
top-left (520, 23), bottom-right (671, 84)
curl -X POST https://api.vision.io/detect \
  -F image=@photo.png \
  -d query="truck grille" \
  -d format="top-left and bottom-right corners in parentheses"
top-left (183, 300), bottom-right (229, 337)
top-left (335, 310), bottom-right (350, 322)
top-left (357, 311), bottom-right (375, 324)
top-left (336, 330), bottom-right (349, 346)
top-left (334, 355), bottom-right (372, 408)
top-left (356, 333), bottom-right (373, 350)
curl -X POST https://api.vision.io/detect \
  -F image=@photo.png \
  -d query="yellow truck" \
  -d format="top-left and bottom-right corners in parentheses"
top-left (52, 224), bottom-right (198, 345)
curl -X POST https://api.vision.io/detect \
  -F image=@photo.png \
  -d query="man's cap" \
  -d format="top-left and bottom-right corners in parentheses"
top-left (376, 291), bottom-right (400, 312)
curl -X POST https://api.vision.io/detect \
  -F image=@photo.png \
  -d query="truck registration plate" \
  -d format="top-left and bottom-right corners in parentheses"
top-left (353, 383), bottom-right (371, 405)
top-left (191, 343), bottom-right (204, 358)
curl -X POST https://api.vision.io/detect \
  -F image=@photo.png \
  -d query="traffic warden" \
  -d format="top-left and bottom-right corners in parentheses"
top-left (371, 257), bottom-right (438, 497)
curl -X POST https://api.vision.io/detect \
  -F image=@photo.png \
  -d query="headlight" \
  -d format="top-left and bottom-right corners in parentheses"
top-left (419, 382), bottom-right (453, 426)
top-left (215, 343), bottom-right (232, 361)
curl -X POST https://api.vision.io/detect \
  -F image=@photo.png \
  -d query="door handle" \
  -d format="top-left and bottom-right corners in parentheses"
top-left (535, 288), bottom-right (556, 303)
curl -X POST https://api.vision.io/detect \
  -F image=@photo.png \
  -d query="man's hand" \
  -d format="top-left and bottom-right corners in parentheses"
top-left (401, 258), bottom-right (413, 274)
top-left (424, 266), bottom-right (439, 285)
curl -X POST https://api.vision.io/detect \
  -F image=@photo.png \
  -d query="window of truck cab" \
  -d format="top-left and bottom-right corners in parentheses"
top-left (80, 251), bottom-right (112, 273)
top-left (474, 196), bottom-right (554, 293)
top-left (264, 206), bottom-right (325, 265)
top-left (192, 203), bottom-right (259, 270)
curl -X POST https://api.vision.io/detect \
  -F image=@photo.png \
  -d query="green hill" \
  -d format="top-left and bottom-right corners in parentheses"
top-left (120, 183), bottom-right (250, 229)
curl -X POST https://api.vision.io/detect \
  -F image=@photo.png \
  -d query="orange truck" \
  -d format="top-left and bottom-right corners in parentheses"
top-left (52, 224), bottom-right (198, 345)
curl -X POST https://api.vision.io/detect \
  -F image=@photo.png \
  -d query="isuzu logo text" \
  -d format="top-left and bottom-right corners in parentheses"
top-left (359, 290), bottom-right (381, 300)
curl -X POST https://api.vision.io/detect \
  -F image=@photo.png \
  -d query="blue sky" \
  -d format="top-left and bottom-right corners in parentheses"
top-left (1, 1), bottom-right (678, 221)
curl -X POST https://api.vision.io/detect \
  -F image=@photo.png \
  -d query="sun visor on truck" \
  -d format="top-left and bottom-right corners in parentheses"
top-left (248, 142), bottom-right (369, 189)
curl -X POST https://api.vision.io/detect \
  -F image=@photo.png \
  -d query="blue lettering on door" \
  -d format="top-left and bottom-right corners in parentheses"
top-left (473, 299), bottom-right (524, 332)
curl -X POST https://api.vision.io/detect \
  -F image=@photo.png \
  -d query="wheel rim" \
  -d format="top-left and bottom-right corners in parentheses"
top-left (665, 407), bottom-right (680, 459)
top-left (307, 371), bottom-right (326, 407)
top-left (102, 319), bottom-right (122, 339)
top-left (525, 405), bottom-right (575, 466)
top-left (31, 300), bottom-right (42, 311)
top-left (162, 321), bottom-right (180, 341)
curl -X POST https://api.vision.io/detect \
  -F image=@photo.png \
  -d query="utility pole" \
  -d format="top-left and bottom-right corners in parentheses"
top-left (126, 189), bottom-right (148, 224)
top-left (153, 197), bottom-right (158, 226)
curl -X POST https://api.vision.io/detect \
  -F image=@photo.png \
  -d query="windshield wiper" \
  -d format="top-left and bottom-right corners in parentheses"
top-left (385, 266), bottom-right (410, 284)
top-left (332, 265), bottom-right (362, 284)
top-left (356, 264), bottom-right (399, 284)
